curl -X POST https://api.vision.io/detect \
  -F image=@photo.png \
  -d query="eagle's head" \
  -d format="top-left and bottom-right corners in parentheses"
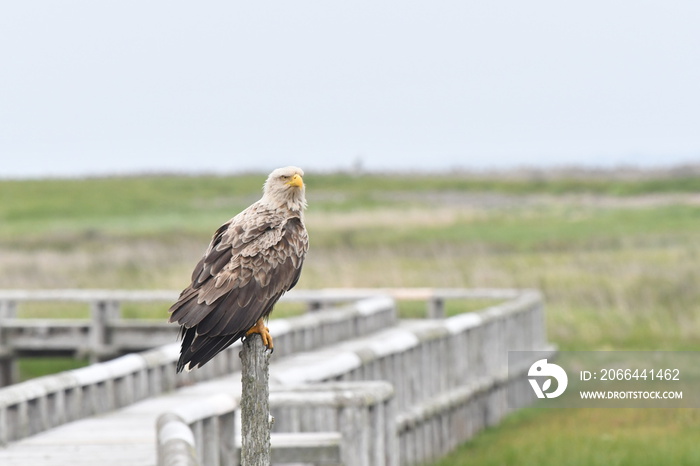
top-left (262, 166), bottom-right (307, 213)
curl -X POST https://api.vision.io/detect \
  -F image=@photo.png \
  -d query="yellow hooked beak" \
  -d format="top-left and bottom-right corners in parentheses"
top-left (287, 173), bottom-right (304, 188)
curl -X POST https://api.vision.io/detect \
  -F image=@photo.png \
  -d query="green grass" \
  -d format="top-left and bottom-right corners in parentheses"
top-left (2, 171), bottom-right (700, 464)
top-left (435, 407), bottom-right (700, 466)
top-left (307, 171), bottom-right (700, 196)
top-left (3, 171), bottom-right (700, 240)
top-left (397, 299), bottom-right (505, 319)
top-left (17, 302), bottom-right (91, 319)
top-left (18, 357), bottom-right (90, 381)
top-left (309, 204), bottom-right (700, 252)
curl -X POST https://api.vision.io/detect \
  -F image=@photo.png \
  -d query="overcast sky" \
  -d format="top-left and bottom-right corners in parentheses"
top-left (2, 1), bottom-right (699, 178)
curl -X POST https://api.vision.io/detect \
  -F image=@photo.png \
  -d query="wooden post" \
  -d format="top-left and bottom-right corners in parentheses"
top-left (240, 335), bottom-right (272, 466)
top-left (0, 300), bottom-right (18, 386)
top-left (0, 300), bottom-right (17, 320)
top-left (89, 299), bottom-right (120, 363)
top-left (307, 300), bottom-right (323, 312)
top-left (427, 297), bottom-right (445, 319)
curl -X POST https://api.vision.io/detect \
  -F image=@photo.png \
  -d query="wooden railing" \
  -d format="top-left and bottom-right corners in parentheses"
top-left (0, 287), bottom-right (520, 385)
top-left (154, 289), bottom-right (553, 466)
top-left (274, 290), bottom-right (552, 465)
top-left (0, 289), bottom-right (409, 385)
top-left (0, 288), bottom-right (552, 464)
top-left (0, 296), bottom-right (396, 445)
top-left (156, 382), bottom-right (396, 466)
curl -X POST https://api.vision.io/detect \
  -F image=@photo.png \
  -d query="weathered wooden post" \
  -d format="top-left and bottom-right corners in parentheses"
top-left (0, 299), bottom-right (18, 386)
top-left (239, 334), bottom-right (272, 465)
top-left (89, 299), bottom-right (121, 363)
top-left (427, 296), bottom-right (445, 319)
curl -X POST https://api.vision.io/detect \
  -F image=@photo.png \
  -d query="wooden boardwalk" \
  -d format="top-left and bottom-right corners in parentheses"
top-left (0, 289), bottom-right (551, 465)
top-left (0, 369), bottom-right (239, 465)
top-left (0, 322), bottom-right (411, 465)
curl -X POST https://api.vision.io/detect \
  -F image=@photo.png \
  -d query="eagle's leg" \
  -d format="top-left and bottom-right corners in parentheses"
top-left (245, 317), bottom-right (274, 351)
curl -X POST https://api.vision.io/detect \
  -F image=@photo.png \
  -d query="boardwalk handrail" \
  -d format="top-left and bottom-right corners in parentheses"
top-left (271, 291), bottom-right (545, 395)
top-left (0, 287), bottom-right (523, 317)
top-left (156, 381), bottom-right (396, 466)
top-left (270, 290), bottom-right (550, 465)
top-left (0, 288), bottom-right (549, 464)
top-left (156, 289), bottom-right (551, 465)
top-left (0, 288), bottom-right (525, 384)
top-left (0, 296), bottom-right (396, 445)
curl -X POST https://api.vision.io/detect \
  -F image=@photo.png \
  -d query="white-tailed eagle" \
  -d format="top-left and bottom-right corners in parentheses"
top-left (168, 166), bottom-right (308, 372)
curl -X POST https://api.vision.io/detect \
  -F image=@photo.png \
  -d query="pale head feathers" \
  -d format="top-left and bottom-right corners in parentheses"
top-left (261, 166), bottom-right (307, 213)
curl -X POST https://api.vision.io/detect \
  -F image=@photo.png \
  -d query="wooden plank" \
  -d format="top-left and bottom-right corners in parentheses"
top-left (270, 432), bottom-right (341, 464)
top-left (20, 415), bottom-right (155, 445)
top-left (0, 444), bottom-right (155, 466)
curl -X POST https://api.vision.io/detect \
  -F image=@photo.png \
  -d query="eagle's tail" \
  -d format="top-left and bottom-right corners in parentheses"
top-left (176, 327), bottom-right (243, 372)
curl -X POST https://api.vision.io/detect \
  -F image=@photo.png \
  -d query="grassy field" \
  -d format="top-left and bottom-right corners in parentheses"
top-left (2, 169), bottom-right (699, 464)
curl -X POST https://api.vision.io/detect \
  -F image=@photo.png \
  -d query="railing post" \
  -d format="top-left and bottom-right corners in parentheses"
top-left (383, 394), bottom-right (399, 466)
top-left (338, 402), bottom-right (368, 466)
top-left (0, 300), bottom-right (17, 320)
top-left (89, 300), bottom-right (120, 363)
top-left (307, 300), bottom-right (323, 312)
top-left (219, 411), bottom-right (238, 466)
top-left (427, 297), bottom-right (445, 319)
top-left (0, 300), bottom-right (18, 386)
top-left (239, 335), bottom-right (271, 466)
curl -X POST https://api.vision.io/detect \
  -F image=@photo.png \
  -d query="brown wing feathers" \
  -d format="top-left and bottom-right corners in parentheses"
top-left (168, 206), bottom-right (307, 372)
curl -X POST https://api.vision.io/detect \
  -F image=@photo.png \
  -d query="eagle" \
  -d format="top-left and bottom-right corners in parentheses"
top-left (168, 166), bottom-right (308, 372)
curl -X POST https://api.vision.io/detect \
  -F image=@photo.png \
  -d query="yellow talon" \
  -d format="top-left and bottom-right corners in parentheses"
top-left (245, 318), bottom-right (274, 351)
